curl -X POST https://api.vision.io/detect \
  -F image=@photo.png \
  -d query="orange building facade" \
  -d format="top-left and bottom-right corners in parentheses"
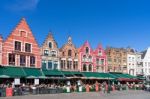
top-left (1, 18), bottom-right (41, 68)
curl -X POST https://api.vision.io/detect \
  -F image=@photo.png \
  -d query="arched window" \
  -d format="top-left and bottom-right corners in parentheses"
top-left (68, 50), bottom-right (72, 57)
top-left (62, 52), bottom-right (65, 56)
top-left (86, 47), bottom-right (89, 54)
top-left (83, 64), bottom-right (87, 71)
top-left (49, 42), bottom-right (52, 48)
top-left (89, 64), bottom-right (92, 71)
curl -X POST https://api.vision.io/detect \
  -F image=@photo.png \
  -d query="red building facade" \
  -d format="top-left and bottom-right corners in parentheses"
top-left (1, 18), bottom-right (41, 68)
top-left (93, 44), bottom-right (107, 72)
top-left (78, 41), bottom-right (107, 72)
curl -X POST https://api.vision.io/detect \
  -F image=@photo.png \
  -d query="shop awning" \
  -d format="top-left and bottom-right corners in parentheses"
top-left (109, 72), bottom-right (138, 81)
top-left (42, 70), bottom-right (64, 77)
top-left (82, 72), bottom-right (115, 79)
top-left (23, 67), bottom-right (44, 78)
top-left (0, 66), bottom-right (26, 78)
top-left (60, 71), bottom-right (74, 77)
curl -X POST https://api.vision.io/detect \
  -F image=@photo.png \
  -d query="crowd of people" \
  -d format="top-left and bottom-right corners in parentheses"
top-left (0, 80), bottom-right (146, 97)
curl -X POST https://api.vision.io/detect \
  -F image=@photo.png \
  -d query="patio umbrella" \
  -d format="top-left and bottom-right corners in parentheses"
top-left (0, 75), bottom-right (10, 78)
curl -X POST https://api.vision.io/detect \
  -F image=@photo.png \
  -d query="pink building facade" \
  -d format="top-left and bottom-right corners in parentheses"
top-left (93, 44), bottom-right (107, 72)
top-left (78, 41), bottom-right (94, 72)
top-left (78, 41), bottom-right (107, 72)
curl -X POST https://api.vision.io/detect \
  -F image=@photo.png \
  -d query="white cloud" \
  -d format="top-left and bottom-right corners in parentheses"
top-left (5, 0), bottom-right (40, 12)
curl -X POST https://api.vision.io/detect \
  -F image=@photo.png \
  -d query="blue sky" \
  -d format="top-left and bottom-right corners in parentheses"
top-left (0, 0), bottom-right (150, 51)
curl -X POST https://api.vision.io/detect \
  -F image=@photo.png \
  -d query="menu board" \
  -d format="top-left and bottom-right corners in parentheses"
top-left (14, 78), bottom-right (20, 85)
top-left (34, 79), bottom-right (39, 85)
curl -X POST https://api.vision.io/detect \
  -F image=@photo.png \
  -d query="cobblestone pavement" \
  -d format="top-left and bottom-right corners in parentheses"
top-left (1, 90), bottom-right (150, 99)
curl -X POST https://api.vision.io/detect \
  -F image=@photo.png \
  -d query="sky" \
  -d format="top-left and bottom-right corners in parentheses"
top-left (0, 0), bottom-right (150, 51)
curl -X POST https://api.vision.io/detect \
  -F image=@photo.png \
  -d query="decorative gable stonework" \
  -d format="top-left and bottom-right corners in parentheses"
top-left (78, 41), bottom-right (93, 72)
top-left (41, 33), bottom-right (60, 70)
top-left (59, 37), bottom-right (78, 71)
top-left (2, 18), bottom-right (41, 68)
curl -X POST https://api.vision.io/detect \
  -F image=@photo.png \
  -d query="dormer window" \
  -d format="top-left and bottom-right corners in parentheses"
top-left (15, 41), bottom-right (21, 51)
top-left (86, 47), bottom-right (89, 54)
top-left (49, 42), bottom-right (52, 48)
top-left (68, 50), bottom-right (72, 57)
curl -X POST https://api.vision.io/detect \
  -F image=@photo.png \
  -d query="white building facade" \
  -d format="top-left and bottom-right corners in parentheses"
top-left (141, 47), bottom-right (150, 76)
top-left (127, 52), bottom-right (142, 76)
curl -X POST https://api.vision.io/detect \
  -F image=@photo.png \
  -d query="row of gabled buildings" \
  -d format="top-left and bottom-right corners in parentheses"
top-left (0, 18), bottom-right (107, 73)
top-left (106, 47), bottom-right (150, 76)
top-left (1, 18), bottom-right (150, 77)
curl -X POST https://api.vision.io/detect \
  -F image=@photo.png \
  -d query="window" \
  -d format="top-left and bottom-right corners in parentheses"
top-left (108, 58), bottom-right (112, 62)
top-left (9, 54), bottom-right (15, 65)
top-left (149, 62), bottom-right (150, 67)
top-left (73, 61), bottom-right (76, 69)
top-left (75, 53), bottom-right (77, 57)
top-left (61, 60), bottom-right (64, 69)
top-left (86, 47), bottom-right (89, 54)
top-left (42, 60), bottom-right (47, 70)
top-left (101, 59), bottom-right (104, 65)
top-left (25, 43), bottom-right (31, 52)
top-left (67, 61), bottom-right (69, 69)
top-left (62, 52), bottom-right (65, 56)
top-left (145, 62), bottom-right (147, 66)
top-left (54, 61), bottom-right (58, 70)
top-left (89, 56), bottom-right (92, 62)
top-left (20, 55), bottom-right (26, 66)
top-left (49, 42), bottom-right (52, 48)
top-left (44, 50), bottom-right (49, 56)
top-left (73, 61), bottom-right (78, 70)
top-left (51, 51), bottom-right (56, 57)
top-left (98, 50), bottom-right (102, 56)
top-left (83, 64), bottom-right (87, 71)
top-left (68, 50), bottom-right (72, 57)
top-left (48, 60), bottom-right (52, 69)
top-left (30, 56), bottom-right (35, 67)
top-left (20, 31), bottom-right (26, 37)
top-left (67, 60), bottom-right (72, 69)
top-left (96, 59), bottom-right (99, 65)
top-left (83, 55), bottom-right (86, 61)
top-left (89, 64), bottom-right (92, 71)
top-left (15, 41), bottom-right (21, 51)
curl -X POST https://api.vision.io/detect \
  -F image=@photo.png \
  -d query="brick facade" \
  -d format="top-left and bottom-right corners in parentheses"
top-left (2, 18), bottom-right (41, 68)
top-left (105, 47), bottom-right (127, 72)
